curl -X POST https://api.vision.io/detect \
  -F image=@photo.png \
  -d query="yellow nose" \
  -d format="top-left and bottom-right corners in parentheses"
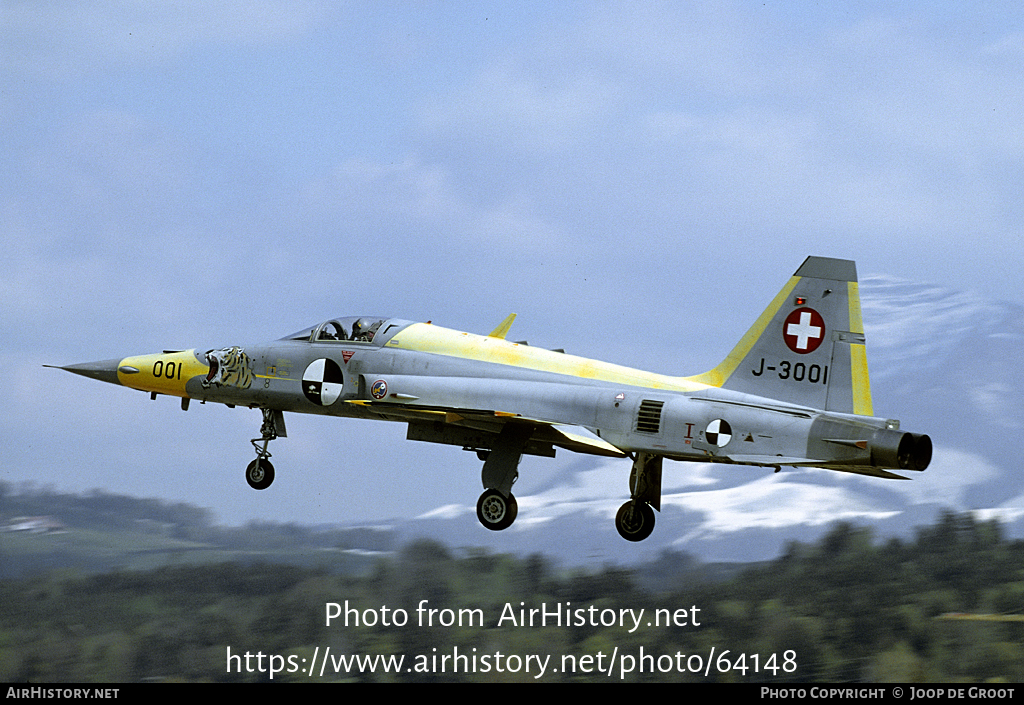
top-left (117, 350), bottom-right (210, 397)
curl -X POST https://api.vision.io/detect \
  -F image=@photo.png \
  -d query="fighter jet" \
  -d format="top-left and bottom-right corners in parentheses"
top-left (49, 257), bottom-right (930, 541)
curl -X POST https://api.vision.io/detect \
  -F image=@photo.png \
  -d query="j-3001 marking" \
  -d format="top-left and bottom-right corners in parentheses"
top-left (751, 358), bottom-right (828, 385)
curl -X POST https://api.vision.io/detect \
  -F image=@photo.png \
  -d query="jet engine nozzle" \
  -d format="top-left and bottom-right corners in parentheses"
top-left (870, 429), bottom-right (932, 471)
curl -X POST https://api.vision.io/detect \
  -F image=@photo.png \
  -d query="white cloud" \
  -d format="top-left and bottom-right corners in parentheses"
top-left (419, 62), bottom-right (621, 153)
top-left (970, 383), bottom-right (1023, 429)
top-left (504, 459), bottom-right (896, 537)
top-left (301, 156), bottom-right (567, 253)
top-left (882, 447), bottom-right (1001, 507)
top-left (663, 473), bottom-right (898, 536)
top-left (417, 504), bottom-right (469, 521)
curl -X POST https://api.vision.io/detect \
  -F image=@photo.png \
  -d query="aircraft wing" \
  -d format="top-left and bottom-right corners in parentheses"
top-left (531, 423), bottom-right (628, 458)
top-left (344, 399), bottom-right (627, 458)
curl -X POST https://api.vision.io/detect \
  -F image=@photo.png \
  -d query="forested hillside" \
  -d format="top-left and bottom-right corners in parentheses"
top-left (2, 510), bottom-right (1022, 682)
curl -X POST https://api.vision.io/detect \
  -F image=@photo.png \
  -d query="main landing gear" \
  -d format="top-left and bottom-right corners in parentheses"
top-left (614, 452), bottom-right (663, 542)
top-left (475, 425), bottom-right (530, 532)
top-left (477, 489), bottom-right (518, 531)
top-left (615, 501), bottom-right (655, 542)
top-left (246, 408), bottom-right (286, 490)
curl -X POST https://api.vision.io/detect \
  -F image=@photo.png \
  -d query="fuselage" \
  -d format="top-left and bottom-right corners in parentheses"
top-left (105, 316), bottom-right (902, 471)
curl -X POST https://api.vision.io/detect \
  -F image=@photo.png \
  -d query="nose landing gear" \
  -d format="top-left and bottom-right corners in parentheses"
top-left (247, 408), bottom-right (286, 490)
top-left (246, 457), bottom-right (275, 490)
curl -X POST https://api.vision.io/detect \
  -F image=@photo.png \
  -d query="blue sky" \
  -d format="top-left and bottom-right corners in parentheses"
top-left (4, 3), bottom-right (1023, 531)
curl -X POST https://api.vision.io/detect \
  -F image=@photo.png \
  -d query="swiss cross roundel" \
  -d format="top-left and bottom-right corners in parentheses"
top-left (783, 307), bottom-right (826, 354)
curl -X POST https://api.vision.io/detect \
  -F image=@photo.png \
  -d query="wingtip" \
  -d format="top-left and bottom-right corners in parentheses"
top-left (488, 313), bottom-right (517, 339)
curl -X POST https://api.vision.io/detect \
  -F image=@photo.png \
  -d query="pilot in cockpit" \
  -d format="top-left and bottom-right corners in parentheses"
top-left (317, 321), bottom-right (348, 341)
top-left (351, 318), bottom-right (373, 341)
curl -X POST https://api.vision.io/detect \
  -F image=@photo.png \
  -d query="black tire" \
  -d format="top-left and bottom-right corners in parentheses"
top-left (245, 457), bottom-right (275, 490)
top-left (476, 489), bottom-right (517, 531)
top-left (615, 501), bottom-right (655, 542)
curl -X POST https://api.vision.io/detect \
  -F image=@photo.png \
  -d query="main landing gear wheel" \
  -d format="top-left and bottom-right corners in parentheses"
top-left (476, 489), bottom-right (518, 531)
top-left (615, 501), bottom-right (655, 542)
top-left (245, 457), bottom-right (275, 490)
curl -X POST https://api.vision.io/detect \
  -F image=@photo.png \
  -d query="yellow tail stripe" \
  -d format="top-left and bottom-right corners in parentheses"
top-left (847, 281), bottom-right (865, 334)
top-left (850, 344), bottom-right (874, 416)
top-left (847, 282), bottom-right (873, 415)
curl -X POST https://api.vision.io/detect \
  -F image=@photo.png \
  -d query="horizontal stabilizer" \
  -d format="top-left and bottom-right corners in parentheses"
top-left (727, 455), bottom-right (913, 479)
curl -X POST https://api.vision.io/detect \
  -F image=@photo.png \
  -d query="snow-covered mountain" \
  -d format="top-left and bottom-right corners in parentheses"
top-left (384, 277), bottom-right (1024, 564)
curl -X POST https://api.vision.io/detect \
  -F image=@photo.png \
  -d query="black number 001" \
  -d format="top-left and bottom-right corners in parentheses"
top-left (152, 360), bottom-right (182, 380)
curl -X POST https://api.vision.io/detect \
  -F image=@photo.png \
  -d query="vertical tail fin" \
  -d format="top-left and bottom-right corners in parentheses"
top-left (687, 256), bottom-right (874, 415)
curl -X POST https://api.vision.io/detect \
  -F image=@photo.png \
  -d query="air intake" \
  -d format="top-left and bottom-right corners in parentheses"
top-left (636, 400), bottom-right (665, 434)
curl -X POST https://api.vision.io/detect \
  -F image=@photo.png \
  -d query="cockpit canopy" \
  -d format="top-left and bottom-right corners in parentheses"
top-left (281, 316), bottom-right (412, 344)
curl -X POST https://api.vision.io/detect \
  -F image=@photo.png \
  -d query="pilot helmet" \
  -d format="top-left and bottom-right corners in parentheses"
top-left (352, 318), bottom-right (372, 339)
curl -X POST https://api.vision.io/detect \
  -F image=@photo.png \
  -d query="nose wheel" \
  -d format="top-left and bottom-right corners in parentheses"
top-left (246, 457), bottom-right (275, 490)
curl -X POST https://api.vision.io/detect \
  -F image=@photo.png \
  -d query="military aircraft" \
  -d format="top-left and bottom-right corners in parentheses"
top-left (49, 256), bottom-right (931, 541)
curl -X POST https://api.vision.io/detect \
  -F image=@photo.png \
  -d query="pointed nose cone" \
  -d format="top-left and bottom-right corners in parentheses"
top-left (45, 359), bottom-right (125, 386)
